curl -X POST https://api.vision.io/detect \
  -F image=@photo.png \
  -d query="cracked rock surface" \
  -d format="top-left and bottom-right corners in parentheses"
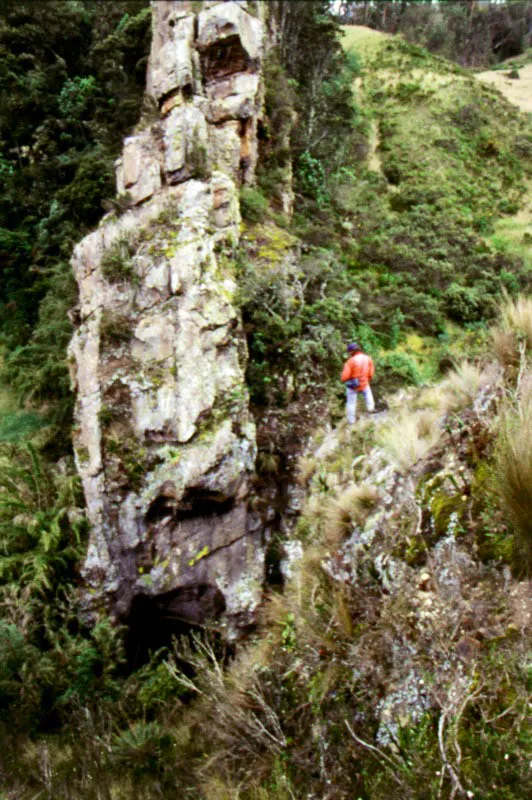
top-left (69, 1), bottom-right (266, 631)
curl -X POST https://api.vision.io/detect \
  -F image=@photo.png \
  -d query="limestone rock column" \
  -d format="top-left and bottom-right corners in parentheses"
top-left (69, 1), bottom-right (266, 634)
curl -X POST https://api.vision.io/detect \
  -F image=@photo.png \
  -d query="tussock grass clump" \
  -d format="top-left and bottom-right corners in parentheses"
top-left (495, 380), bottom-right (532, 569)
top-left (379, 410), bottom-right (441, 472)
top-left (324, 483), bottom-right (380, 546)
top-left (296, 455), bottom-right (317, 486)
top-left (411, 385), bottom-right (446, 412)
top-left (443, 360), bottom-right (487, 411)
top-left (492, 293), bottom-right (532, 366)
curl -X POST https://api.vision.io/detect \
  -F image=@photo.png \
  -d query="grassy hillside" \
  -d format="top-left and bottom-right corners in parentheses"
top-left (324, 25), bottom-right (531, 374)
top-left (239, 26), bottom-right (532, 411)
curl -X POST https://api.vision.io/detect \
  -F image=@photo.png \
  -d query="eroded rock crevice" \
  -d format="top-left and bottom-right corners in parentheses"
top-left (69, 1), bottom-right (267, 636)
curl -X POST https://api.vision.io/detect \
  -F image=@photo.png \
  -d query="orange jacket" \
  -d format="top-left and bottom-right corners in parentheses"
top-left (341, 352), bottom-right (375, 391)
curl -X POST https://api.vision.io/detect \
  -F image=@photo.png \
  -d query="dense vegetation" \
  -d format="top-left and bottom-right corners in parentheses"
top-left (0, 1), bottom-right (530, 798)
top-left (239, 24), bottom-right (531, 407)
top-left (0, 0), bottom-right (150, 431)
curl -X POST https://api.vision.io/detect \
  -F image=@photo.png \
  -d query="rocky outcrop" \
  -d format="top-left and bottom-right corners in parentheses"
top-left (69, 1), bottom-right (266, 633)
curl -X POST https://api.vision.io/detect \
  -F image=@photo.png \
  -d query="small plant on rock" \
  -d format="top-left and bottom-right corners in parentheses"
top-left (101, 236), bottom-right (137, 284)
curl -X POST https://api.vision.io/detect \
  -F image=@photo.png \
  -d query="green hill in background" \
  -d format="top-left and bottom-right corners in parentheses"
top-left (339, 24), bottom-right (531, 323)
top-left (238, 24), bottom-right (531, 407)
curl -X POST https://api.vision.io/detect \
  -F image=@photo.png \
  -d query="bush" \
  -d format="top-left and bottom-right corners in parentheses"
top-left (376, 352), bottom-right (422, 394)
top-left (101, 236), bottom-right (137, 283)
top-left (239, 187), bottom-right (269, 223)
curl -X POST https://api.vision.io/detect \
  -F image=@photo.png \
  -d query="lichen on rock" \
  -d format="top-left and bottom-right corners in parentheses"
top-left (69, 0), bottom-right (267, 631)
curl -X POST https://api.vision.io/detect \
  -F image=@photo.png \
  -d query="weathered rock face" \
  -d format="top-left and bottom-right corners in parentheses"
top-left (69, 1), bottom-right (266, 633)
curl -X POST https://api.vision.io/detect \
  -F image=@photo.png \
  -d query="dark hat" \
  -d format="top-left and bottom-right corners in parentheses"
top-left (347, 342), bottom-right (361, 353)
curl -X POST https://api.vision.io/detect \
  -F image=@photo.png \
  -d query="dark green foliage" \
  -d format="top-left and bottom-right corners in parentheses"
top-left (0, 0), bottom-right (150, 420)
top-left (0, 442), bottom-right (127, 736)
top-left (0, 410), bottom-right (48, 443)
top-left (0, 444), bottom-right (85, 594)
top-left (272, 1), bottom-right (365, 192)
top-left (2, 262), bottom-right (78, 435)
top-left (239, 186), bottom-right (269, 223)
top-left (237, 244), bottom-right (360, 404)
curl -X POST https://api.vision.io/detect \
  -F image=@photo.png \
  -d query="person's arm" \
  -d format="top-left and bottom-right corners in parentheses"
top-left (341, 359), bottom-right (352, 382)
top-left (368, 356), bottom-right (375, 380)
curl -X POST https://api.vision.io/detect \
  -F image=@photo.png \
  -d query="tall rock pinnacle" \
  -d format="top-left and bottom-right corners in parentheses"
top-left (68, 1), bottom-right (266, 633)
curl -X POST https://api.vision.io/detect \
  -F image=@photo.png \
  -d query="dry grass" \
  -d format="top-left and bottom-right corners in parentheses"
top-left (324, 483), bottom-right (380, 546)
top-left (379, 410), bottom-right (441, 472)
top-left (502, 294), bottom-right (532, 347)
top-left (296, 455), bottom-right (317, 486)
top-left (411, 385), bottom-right (446, 412)
top-left (443, 361), bottom-right (487, 411)
top-left (492, 294), bottom-right (532, 366)
top-left (495, 378), bottom-right (532, 569)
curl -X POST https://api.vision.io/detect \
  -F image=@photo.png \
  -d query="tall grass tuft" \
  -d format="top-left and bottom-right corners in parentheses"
top-left (492, 293), bottom-right (532, 366)
top-left (495, 379), bottom-right (532, 571)
top-left (379, 410), bottom-right (441, 472)
top-left (443, 361), bottom-right (486, 411)
top-left (324, 483), bottom-right (380, 546)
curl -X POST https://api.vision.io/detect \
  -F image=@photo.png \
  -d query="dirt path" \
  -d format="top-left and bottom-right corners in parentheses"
top-left (475, 63), bottom-right (532, 114)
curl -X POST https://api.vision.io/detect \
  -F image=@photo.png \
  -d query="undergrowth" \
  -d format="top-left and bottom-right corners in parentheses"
top-left (1, 295), bottom-right (530, 799)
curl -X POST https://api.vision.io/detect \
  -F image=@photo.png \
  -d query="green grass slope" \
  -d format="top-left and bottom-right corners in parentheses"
top-left (333, 27), bottom-right (531, 346)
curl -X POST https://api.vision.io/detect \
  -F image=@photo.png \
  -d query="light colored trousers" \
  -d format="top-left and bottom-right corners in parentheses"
top-left (346, 385), bottom-right (375, 424)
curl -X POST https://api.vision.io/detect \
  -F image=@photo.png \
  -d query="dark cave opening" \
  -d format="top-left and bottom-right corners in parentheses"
top-left (125, 583), bottom-right (226, 669)
top-left (200, 34), bottom-right (252, 82)
top-left (145, 485), bottom-right (236, 525)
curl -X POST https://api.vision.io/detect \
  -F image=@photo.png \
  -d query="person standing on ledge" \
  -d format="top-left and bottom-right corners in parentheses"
top-left (341, 342), bottom-right (375, 425)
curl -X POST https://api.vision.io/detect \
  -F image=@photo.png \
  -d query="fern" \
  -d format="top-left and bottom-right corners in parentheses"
top-left (0, 444), bottom-right (86, 599)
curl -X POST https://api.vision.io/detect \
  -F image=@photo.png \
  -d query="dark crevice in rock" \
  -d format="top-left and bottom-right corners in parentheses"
top-left (200, 36), bottom-right (252, 83)
top-left (177, 490), bottom-right (236, 521)
top-left (125, 583), bottom-right (226, 668)
top-left (146, 486), bottom-right (236, 525)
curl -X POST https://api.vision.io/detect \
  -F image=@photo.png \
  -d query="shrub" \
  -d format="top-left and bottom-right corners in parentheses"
top-left (240, 187), bottom-right (269, 223)
top-left (444, 282), bottom-right (484, 323)
top-left (376, 352), bottom-right (422, 394)
top-left (101, 237), bottom-right (137, 283)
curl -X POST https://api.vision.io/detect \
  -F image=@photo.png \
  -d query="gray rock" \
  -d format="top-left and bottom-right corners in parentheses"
top-left (69, 0), bottom-right (267, 630)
